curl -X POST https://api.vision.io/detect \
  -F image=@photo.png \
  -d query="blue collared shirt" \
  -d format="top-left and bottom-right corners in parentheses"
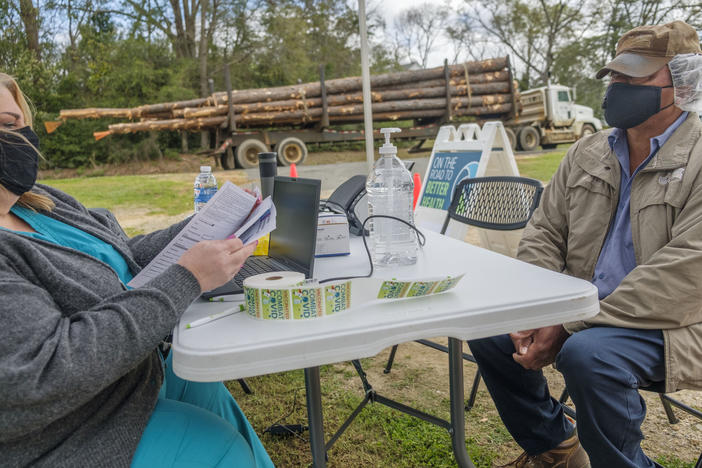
top-left (592, 112), bottom-right (688, 299)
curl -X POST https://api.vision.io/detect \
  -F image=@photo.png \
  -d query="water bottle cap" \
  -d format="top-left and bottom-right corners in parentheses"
top-left (200, 166), bottom-right (211, 173)
top-left (379, 128), bottom-right (400, 155)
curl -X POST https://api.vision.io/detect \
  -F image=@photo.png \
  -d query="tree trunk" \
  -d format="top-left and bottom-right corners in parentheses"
top-left (211, 57), bottom-right (510, 103)
top-left (18, 0), bottom-right (40, 59)
top-left (62, 83), bottom-right (514, 120)
top-left (109, 116), bottom-right (227, 133)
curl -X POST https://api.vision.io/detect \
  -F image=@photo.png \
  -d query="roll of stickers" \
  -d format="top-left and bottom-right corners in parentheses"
top-left (243, 271), bottom-right (465, 321)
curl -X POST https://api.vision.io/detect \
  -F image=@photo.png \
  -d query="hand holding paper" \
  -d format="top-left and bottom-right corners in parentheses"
top-left (177, 238), bottom-right (257, 292)
top-left (128, 182), bottom-right (276, 288)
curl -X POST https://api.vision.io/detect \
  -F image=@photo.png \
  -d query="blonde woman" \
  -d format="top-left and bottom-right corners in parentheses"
top-left (0, 73), bottom-right (273, 468)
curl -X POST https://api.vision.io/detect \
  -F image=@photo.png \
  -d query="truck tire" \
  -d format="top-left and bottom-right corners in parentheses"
top-left (580, 123), bottom-right (596, 138)
top-left (504, 127), bottom-right (517, 150)
top-left (518, 126), bottom-right (540, 152)
top-left (236, 139), bottom-right (268, 168)
top-left (276, 137), bottom-right (308, 166)
top-left (220, 146), bottom-right (236, 170)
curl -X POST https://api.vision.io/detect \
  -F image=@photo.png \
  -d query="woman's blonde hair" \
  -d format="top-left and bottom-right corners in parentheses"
top-left (0, 72), bottom-right (54, 212)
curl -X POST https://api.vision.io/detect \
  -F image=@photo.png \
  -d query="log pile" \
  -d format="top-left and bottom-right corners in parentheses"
top-left (59, 57), bottom-right (518, 136)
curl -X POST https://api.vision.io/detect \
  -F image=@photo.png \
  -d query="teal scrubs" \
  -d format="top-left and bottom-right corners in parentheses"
top-left (10, 206), bottom-right (134, 284)
top-left (8, 207), bottom-right (274, 468)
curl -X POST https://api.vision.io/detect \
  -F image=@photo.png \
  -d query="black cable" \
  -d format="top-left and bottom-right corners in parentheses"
top-left (319, 214), bottom-right (426, 284)
top-left (263, 387), bottom-right (309, 441)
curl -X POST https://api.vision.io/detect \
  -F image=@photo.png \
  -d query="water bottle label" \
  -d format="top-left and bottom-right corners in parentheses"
top-left (195, 187), bottom-right (217, 204)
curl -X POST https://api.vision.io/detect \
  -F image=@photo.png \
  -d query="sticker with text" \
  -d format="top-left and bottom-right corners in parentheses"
top-left (261, 288), bottom-right (290, 320)
top-left (432, 274), bottom-right (465, 293)
top-left (324, 282), bottom-right (351, 315)
top-left (377, 280), bottom-right (412, 299)
top-left (292, 287), bottom-right (323, 319)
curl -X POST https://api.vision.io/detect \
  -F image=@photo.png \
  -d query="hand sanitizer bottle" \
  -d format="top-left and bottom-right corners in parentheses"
top-left (366, 128), bottom-right (417, 266)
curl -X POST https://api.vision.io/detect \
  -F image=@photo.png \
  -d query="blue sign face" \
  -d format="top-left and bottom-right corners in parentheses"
top-left (420, 151), bottom-right (481, 210)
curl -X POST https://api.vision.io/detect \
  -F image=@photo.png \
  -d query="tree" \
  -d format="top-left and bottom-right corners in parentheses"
top-left (253, 0), bottom-right (369, 86)
top-left (393, 2), bottom-right (451, 68)
top-left (446, 10), bottom-right (503, 64)
top-left (462, 0), bottom-right (594, 88)
top-left (590, 0), bottom-right (702, 67)
top-left (53, 0), bottom-right (103, 70)
top-left (18, 0), bottom-right (41, 59)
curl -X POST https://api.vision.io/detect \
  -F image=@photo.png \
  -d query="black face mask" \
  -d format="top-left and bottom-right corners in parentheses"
top-left (0, 126), bottom-right (40, 196)
top-left (602, 82), bottom-right (674, 130)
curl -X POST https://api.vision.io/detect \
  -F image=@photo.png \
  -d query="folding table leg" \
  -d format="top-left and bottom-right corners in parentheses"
top-left (304, 367), bottom-right (327, 468)
top-left (448, 338), bottom-right (476, 468)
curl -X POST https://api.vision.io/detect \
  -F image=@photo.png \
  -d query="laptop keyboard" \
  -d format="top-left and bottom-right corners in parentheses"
top-left (232, 258), bottom-right (286, 288)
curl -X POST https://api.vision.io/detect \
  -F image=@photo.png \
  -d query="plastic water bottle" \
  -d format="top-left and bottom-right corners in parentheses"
top-left (366, 128), bottom-right (417, 266)
top-left (193, 166), bottom-right (217, 213)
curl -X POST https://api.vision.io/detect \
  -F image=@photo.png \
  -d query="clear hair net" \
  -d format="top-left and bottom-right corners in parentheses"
top-left (668, 53), bottom-right (702, 112)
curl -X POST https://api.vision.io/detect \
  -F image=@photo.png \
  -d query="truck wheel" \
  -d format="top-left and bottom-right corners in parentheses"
top-left (580, 124), bottom-right (596, 138)
top-left (504, 128), bottom-right (517, 150)
top-left (220, 146), bottom-right (236, 170)
top-left (236, 139), bottom-right (268, 169)
top-left (518, 126), bottom-right (540, 152)
top-left (276, 137), bottom-right (308, 166)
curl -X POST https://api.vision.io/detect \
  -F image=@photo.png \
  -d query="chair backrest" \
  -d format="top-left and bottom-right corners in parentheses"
top-left (440, 176), bottom-right (544, 234)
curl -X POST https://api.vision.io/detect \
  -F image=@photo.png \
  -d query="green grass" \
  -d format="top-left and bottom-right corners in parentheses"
top-left (38, 174), bottom-right (192, 215)
top-left (516, 145), bottom-right (570, 182)
top-left (232, 359), bottom-right (502, 468)
top-left (655, 455), bottom-right (696, 468)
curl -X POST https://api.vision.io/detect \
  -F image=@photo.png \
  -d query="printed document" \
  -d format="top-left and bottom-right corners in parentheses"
top-left (127, 181), bottom-right (276, 288)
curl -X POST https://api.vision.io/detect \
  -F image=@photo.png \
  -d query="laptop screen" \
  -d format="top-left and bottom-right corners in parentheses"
top-left (268, 176), bottom-right (321, 277)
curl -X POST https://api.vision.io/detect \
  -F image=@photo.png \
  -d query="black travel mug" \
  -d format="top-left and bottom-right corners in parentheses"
top-left (258, 152), bottom-right (277, 199)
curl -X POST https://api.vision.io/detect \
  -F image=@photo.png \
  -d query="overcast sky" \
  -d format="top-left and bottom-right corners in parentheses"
top-left (374, 0), bottom-right (469, 67)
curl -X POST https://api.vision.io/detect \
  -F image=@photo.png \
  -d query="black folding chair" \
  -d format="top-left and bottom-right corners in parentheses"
top-left (383, 176), bottom-right (544, 410)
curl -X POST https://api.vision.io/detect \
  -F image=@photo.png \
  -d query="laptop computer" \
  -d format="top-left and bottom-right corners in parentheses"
top-left (201, 176), bottom-right (321, 299)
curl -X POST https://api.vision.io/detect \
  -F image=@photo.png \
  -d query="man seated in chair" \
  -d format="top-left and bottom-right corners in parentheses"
top-left (468, 21), bottom-right (702, 468)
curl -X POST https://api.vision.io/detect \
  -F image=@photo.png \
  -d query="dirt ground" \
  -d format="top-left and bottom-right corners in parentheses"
top-left (40, 149), bottom-right (702, 463)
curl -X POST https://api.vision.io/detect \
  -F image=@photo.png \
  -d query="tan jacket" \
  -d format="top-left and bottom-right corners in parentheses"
top-left (518, 113), bottom-right (702, 392)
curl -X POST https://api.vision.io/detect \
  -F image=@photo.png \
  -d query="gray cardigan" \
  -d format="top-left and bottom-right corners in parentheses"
top-left (0, 184), bottom-right (202, 467)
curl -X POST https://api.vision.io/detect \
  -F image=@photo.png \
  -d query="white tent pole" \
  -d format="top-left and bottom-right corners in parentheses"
top-left (358, 0), bottom-right (374, 172)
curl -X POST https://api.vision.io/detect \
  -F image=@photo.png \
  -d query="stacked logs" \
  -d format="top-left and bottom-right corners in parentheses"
top-left (59, 57), bottom-right (518, 135)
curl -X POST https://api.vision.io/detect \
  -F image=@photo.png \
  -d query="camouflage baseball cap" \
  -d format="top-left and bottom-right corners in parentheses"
top-left (596, 20), bottom-right (702, 79)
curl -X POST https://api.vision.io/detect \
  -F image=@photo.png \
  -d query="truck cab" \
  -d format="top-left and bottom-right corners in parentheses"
top-left (548, 85), bottom-right (603, 137)
top-left (508, 84), bottom-right (603, 151)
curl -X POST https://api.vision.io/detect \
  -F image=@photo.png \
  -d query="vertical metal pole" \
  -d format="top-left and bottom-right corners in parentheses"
top-left (358, 0), bottom-right (374, 172)
top-left (319, 65), bottom-right (330, 129)
top-left (449, 338), bottom-right (476, 468)
top-left (223, 66), bottom-right (236, 133)
top-left (506, 56), bottom-right (518, 121)
top-left (305, 367), bottom-right (327, 467)
top-left (444, 58), bottom-right (452, 122)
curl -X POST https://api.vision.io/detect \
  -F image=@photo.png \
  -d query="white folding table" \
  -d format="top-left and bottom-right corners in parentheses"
top-left (172, 231), bottom-right (599, 467)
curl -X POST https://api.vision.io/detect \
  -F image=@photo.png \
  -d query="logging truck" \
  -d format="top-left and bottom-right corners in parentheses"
top-left (211, 82), bottom-right (601, 168)
top-left (505, 84), bottom-right (603, 152)
top-left (57, 57), bottom-right (601, 168)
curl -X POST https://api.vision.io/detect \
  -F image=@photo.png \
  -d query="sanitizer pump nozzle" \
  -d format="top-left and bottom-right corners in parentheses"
top-left (379, 127), bottom-right (401, 156)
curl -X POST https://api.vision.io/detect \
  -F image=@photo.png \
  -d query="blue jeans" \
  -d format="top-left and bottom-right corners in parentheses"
top-left (131, 353), bottom-right (274, 468)
top-left (468, 327), bottom-right (665, 468)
